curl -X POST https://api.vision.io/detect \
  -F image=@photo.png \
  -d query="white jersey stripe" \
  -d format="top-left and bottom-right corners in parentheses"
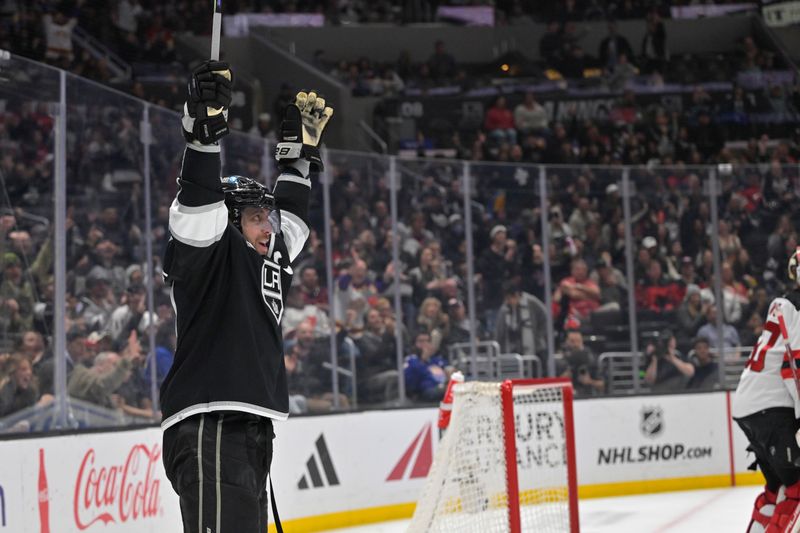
top-left (169, 198), bottom-right (228, 247)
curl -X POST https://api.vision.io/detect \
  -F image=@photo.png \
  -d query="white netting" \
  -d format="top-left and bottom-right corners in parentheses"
top-left (408, 381), bottom-right (573, 533)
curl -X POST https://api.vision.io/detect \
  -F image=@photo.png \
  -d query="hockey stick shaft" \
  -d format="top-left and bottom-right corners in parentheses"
top-left (207, 0), bottom-right (229, 117)
top-left (777, 314), bottom-right (800, 401)
top-left (211, 0), bottom-right (222, 61)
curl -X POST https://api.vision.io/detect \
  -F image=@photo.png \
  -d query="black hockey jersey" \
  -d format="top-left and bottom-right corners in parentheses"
top-left (159, 142), bottom-right (310, 430)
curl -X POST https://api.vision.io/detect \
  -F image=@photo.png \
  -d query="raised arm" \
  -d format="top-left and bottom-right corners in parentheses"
top-left (272, 91), bottom-right (333, 263)
top-left (164, 61), bottom-right (233, 280)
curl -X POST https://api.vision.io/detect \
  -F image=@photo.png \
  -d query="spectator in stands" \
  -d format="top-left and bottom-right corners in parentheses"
top-left (80, 267), bottom-right (116, 332)
top-left (333, 258), bottom-right (377, 332)
top-left (484, 96), bottom-right (517, 146)
top-left (111, 332), bottom-right (154, 420)
top-left (444, 298), bottom-right (472, 347)
top-left (678, 256), bottom-right (699, 286)
top-left (636, 259), bottom-right (682, 312)
top-left (644, 330), bottom-right (695, 392)
top-left (298, 266), bottom-right (328, 310)
top-left (540, 21), bottom-right (563, 68)
top-left (721, 262), bottom-right (749, 326)
top-left (607, 53), bottom-right (637, 91)
top-left (404, 331), bottom-right (452, 402)
top-left (495, 282), bottom-right (547, 357)
top-left (677, 284), bottom-right (708, 340)
top-left (284, 338), bottom-right (349, 414)
top-left (428, 40), bottom-right (456, 81)
top-left (17, 330), bottom-right (48, 370)
top-left (142, 319), bottom-right (175, 390)
top-left (283, 287), bottom-right (330, 338)
top-left (697, 305), bottom-right (741, 349)
top-left (67, 342), bottom-right (140, 409)
top-left (514, 92), bottom-right (549, 136)
top-left (0, 354), bottom-right (41, 417)
top-left (356, 308), bottom-right (397, 402)
top-left (554, 257), bottom-right (600, 326)
top-left (561, 45), bottom-right (592, 80)
top-left (687, 337), bottom-right (719, 390)
top-left (0, 252), bottom-right (34, 333)
top-left (559, 329), bottom-right (605, 397)
top-left (568, 197), bottom-right (598, 243)
top-left (416, 296), bottom-right (450, 354)
top-left (409, 245), bottom-right (449, 308)
top-left (106, 282), bottom-right (146, 346)
top-left (690, 109), bottom-right (724, 161)
top-left (740, 311), bottom-right (763, 347)
top-left (478, 225), bottom-right (514, 332)
top-left (43, 9), bottom-right (77, 66)
top-left (640, 9), bottom-right (667, 74)
top-left (599, 21), bottom-right (633, 71)
top-left (595, 257), bottom-right (625, 311)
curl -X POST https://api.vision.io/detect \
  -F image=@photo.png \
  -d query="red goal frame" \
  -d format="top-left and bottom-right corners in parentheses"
top-left (501, 378), bottom-right (580, 533)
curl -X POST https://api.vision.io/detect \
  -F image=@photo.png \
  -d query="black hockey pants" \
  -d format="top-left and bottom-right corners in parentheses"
top-left (163, 412), bottom-right (279, 533)
top-left (736, 407), bottom-right (800, 491)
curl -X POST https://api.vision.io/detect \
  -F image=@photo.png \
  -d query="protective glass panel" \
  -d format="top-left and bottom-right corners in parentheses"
top-left (469, 160), bottom-right (545, 381)
top-left (0, 56), bottom-right (59, 433)
top-left (715, 163), bottom-right (800, 390)
top-left (146, 105), bottom-right (184, 415)
top-left (543, 166), bottom-right (629, 396)
top-left (629, 165), bottom-right (714, 394)
top-left (321, 149), bottom-right (394, 409)
top-left (64, 72), bottom-right (149, 428)
top-left (393, 156), bottom-right (468, 403)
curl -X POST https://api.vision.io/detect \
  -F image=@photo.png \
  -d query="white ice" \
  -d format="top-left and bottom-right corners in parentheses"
top-left (321, 485), bottom-right (763, 532)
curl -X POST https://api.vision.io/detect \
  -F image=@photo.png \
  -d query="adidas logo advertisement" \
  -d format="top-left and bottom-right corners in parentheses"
top-left (297, 435), bottom-right (340, 490)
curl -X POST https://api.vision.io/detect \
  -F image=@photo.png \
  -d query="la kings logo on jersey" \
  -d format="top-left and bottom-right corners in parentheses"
top-left (262, 251), bottom-right (283, 323)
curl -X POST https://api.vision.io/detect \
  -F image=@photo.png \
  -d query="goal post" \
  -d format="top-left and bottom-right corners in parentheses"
top-left (409, 378), bottom-right (579, 533)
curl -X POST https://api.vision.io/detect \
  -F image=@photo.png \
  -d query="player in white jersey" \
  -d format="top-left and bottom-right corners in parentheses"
top-left (733, 248), bottom-right (800, 533)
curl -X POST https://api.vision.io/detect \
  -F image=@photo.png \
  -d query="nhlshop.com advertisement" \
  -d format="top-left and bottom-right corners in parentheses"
top-left (574, 393), bottom-right (730, 485)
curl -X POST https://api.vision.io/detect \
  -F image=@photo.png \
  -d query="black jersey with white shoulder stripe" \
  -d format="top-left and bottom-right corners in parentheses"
top-left (159, 142), bottom-right (310, 431)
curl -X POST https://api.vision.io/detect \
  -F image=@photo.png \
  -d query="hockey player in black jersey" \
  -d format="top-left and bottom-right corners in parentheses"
top-left (160, 60), bottom-right (332, 533)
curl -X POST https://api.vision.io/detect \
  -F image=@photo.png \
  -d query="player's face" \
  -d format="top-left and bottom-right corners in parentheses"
top-left (241, 207), bottom-right (273, 255)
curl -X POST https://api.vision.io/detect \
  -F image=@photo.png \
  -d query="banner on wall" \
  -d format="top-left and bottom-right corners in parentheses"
top-left (763, 1), bottom-right (800, 26)
top-left (0, 391), bottom-right (763, 531)
top-left (574, 394), bottom-right (730, 485)
top-left (0, 428), bottom-right (181, 533)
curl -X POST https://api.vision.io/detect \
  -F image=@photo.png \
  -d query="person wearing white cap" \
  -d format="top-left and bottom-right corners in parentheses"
top-left (477, 224), bottom-right (513, 333)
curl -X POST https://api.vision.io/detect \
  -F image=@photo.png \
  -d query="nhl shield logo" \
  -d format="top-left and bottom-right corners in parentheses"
top-left (640, 406), bottom-right (663, 437)
top-left (262, 256), bottom-right (284, 324)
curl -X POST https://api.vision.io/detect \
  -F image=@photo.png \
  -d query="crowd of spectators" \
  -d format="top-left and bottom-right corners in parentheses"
top-left (2, 1), bottom-right (800, 430)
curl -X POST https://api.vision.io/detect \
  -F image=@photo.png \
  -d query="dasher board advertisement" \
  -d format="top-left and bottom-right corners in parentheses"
top-left (0, 427), bottom-right (181, 533)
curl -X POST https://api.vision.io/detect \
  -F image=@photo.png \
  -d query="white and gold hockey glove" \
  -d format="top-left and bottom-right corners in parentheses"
top-left (275, 91), bottom-right (334, 172)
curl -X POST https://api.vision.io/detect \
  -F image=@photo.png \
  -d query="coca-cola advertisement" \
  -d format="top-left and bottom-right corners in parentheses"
top-left (0, 428), bottom-right (181, 533)
top-left (73, 444), bottom-right (162, 530)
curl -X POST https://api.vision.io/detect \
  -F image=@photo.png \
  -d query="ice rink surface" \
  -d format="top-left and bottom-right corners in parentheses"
top-left (322, 485), bottom-right (763, 532)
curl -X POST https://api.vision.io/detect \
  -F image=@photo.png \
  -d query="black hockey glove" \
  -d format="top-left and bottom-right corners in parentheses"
top-left (275, 91), bottom-right (333, 172)
top-left (182, 60), bottom-right (234, 145)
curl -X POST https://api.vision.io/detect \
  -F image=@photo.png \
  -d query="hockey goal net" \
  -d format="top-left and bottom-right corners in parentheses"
top-left (408, 379), bottom-right (579, 533)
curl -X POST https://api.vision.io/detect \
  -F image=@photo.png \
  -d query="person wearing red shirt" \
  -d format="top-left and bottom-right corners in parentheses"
top-left (554, 258), bottom-right (600, 324)
top-left (484, 96), bottom-right (517, 145)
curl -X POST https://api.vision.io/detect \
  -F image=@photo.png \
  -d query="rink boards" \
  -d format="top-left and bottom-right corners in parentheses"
top-left (0, 390), bottom-right (762, 532)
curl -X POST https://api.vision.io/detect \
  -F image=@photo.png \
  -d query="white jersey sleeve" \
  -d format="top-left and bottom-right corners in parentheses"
top-left (733, 297), bottom-right (800, 419)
